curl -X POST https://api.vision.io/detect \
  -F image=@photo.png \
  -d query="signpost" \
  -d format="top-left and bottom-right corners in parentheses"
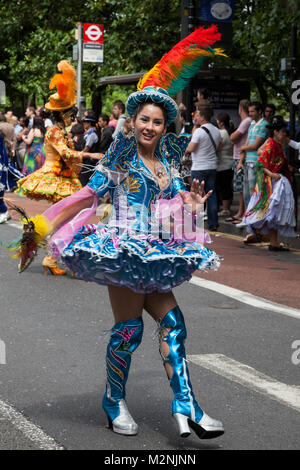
top-left (83, 24), bottom-right (104, 63)
top-left (0, 80), bottom-right (5, 106)
top-left (76, 23), bottom-right (104, 116)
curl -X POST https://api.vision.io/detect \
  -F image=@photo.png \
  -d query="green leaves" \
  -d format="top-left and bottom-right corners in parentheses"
top-left (0, 0), bottom-right (298, 111)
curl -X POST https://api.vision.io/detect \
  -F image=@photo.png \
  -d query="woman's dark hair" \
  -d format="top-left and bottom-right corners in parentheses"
top-left (98, 113), bottom-right (110, 125)
top-left (268, 115), bottom-right (287, 137)
top-left (51, 111), bottom-right (64, 124)
top-left (132, 100), bottom-right (168, 126)
top-left (32, 116), bottom-right (46, 136)
top-left (39, 107), bottom-right (51, 120)
top-left (180, 109), bottom-right (188, 121)
top-left (20, 116), bottom-right (29, 127)
top-left (216, 112), bottom-right (235, 135)
top-left (71, 123), bottom-right (84, 135)
top-left (197, 88), bottom-right (210, 100)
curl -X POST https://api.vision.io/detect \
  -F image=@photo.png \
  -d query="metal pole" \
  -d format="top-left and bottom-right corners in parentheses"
top-left (185, 0), bottom-right (195, 128)
top-left (188, 0), bottom-right (195, 33)
top-left (289, 25), bottom-right (297, 141)
top-left (77, 23), bottom-right (83, 117)
top-left (289, 24), bottom-right (298, 225)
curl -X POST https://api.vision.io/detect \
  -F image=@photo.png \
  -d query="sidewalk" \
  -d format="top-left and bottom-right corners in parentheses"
top-left (214, 190), bottom-right (300, 250)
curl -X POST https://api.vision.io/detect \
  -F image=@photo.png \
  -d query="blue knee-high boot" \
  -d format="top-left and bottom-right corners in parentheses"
top-left (102, 316), bottom-right (144, 435)
top-left (158, 306), bottom-right (224, 440)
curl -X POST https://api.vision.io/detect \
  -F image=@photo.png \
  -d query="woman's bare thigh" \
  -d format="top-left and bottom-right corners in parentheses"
top-left (107, 285), bottom-right (145, 323)
top-left (143, 290), bottom-right (177, 322)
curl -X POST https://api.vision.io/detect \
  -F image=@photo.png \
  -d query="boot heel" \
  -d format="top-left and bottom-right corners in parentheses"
top-left (43, 266), bottom-right (49, 275)
top-left (106, 415), bottom-right (113, 430)
top-left (173, 413), bottom-right (191, 438)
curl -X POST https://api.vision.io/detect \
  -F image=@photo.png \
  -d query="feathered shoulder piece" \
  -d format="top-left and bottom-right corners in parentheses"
top-left (158, 133), bottom-right (190, 168)
top-left (137, 25), bottom-right (226, 96)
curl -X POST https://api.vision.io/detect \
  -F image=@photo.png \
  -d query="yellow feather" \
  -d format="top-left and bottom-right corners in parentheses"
top-left (21, 215), bottom-right (53, 243)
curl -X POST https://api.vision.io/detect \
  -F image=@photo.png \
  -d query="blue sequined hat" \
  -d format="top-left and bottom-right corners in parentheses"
top-left (126, 86), bottom-right (178, 125)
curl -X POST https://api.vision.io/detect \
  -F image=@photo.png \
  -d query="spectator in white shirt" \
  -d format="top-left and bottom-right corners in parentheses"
top-left (216, 112), bottom-right (234, 217)
top-left (229, 99), bottom-right (252, 223)
top-left (185, 105), bottom-right (222, 231)
top-left (112, 100), bottom-right (126, 139)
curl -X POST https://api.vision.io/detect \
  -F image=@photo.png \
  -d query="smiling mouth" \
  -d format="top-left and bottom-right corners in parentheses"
top-left (143, 133), bottom-right (155, 140)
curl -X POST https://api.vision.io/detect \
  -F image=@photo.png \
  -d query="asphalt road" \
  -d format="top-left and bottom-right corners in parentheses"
top-left (0, 222), bottom-right (299, 451)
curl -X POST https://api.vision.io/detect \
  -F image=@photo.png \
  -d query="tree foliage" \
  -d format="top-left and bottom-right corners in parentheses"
top-left (218, 0), bottom-right (300, 109)
top-left (0, 0), bottom-right (299, 112)
top-left (0, 0), bottom-right (181, 109)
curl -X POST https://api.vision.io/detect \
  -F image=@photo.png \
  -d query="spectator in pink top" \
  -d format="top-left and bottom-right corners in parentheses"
top-left (108, 112), bottom-right (117, 129)
top-left (228, 100), bottom-right (252, 223)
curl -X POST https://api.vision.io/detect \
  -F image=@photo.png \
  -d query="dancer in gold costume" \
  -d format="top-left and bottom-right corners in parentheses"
top-left (16, 60), bottom-right (100, 274)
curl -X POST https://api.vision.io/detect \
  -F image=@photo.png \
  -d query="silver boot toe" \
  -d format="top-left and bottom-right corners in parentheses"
top-left (107, 399), bottom-right (138, 436)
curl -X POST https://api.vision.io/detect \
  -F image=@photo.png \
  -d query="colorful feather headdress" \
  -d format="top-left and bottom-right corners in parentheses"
top-left (126, 25), bottom-right (226, 124)
top-left (45, 60), bottom-right (77, 111)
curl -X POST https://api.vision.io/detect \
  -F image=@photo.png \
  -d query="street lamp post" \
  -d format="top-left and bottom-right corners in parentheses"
top-left (289, 25), bottom-right (297, 141)
top-left (76, 23), bottom-right (84, 117)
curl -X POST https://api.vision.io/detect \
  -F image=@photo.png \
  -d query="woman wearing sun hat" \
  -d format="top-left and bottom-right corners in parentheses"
top-left (12, 27), bottom-right (226, 440)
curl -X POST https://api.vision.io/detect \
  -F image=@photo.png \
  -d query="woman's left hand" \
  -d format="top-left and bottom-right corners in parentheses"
top-left (179, 179), bottom-right (212, 211)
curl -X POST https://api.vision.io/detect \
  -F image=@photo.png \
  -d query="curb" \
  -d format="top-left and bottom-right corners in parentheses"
top-left (211, 218), bottom-right (300, 250)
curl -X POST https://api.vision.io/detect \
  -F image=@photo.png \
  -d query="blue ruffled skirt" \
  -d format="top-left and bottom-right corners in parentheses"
top-left (61, 225), bottom-right (221, 293)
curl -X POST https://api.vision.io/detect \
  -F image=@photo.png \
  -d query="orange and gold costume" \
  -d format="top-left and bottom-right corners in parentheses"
top-left (16, 125), bottom-right (82, 203)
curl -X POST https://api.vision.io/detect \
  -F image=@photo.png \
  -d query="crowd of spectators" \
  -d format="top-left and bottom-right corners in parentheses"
top-left (180, 90), bottom-right (298, 235)
top-left (0, 98), bottom-right (129, 184)
top-left (1, 93), bottom-right (298, 235)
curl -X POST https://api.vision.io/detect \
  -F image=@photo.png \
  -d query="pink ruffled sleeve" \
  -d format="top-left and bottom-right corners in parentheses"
top-left (44, 186), bottom-right (99, 259)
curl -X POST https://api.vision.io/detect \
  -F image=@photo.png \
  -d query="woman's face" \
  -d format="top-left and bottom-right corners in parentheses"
top-left (193, 110), bottom-right (202, 127)
top-left (62, 109), bottom-right (76, 128)
top-left (133, 104), bottom-right (166, 152)
top-left (274, 127), bottom-right (287, 144)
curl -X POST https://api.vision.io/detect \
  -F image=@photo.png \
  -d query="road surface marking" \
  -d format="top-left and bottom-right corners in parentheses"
top-left (0, 398), bottom-right (64, 450)
top-left (6, 221), bottom-right (300, 319)
top-left (7, 221), bottom-right (22, 230)
top-left (187, 354), bottom-right (300, 413)
top-left (190, 276), bottom-right (300, 320)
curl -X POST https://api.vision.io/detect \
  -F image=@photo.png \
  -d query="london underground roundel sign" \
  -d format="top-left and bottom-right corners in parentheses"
top-left (83, 24), bottom-right (104, 44)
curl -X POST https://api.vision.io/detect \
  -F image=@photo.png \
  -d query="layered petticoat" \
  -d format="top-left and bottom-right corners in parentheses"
top-left (16, 168), bottom-right (82, 203)
top-left (43, 185), bottom-right (220, 294)
top-left (42, 132), bottom-right (221, 294)
top-left (60, 225), bottom-right (220, 294)
top-left (243, 175), bottom-right (296, 238)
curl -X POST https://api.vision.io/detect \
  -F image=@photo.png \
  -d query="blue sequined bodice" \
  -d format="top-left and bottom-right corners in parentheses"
top-left (88, 131), bottom-right (189, 233)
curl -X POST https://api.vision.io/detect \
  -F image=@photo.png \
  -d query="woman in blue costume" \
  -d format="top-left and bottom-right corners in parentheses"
top-left (14, 27), bottom-right (225, 440)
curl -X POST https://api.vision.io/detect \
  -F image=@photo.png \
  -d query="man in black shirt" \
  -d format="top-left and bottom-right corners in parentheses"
top-left (97, 113), bottom-right (114, 153)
